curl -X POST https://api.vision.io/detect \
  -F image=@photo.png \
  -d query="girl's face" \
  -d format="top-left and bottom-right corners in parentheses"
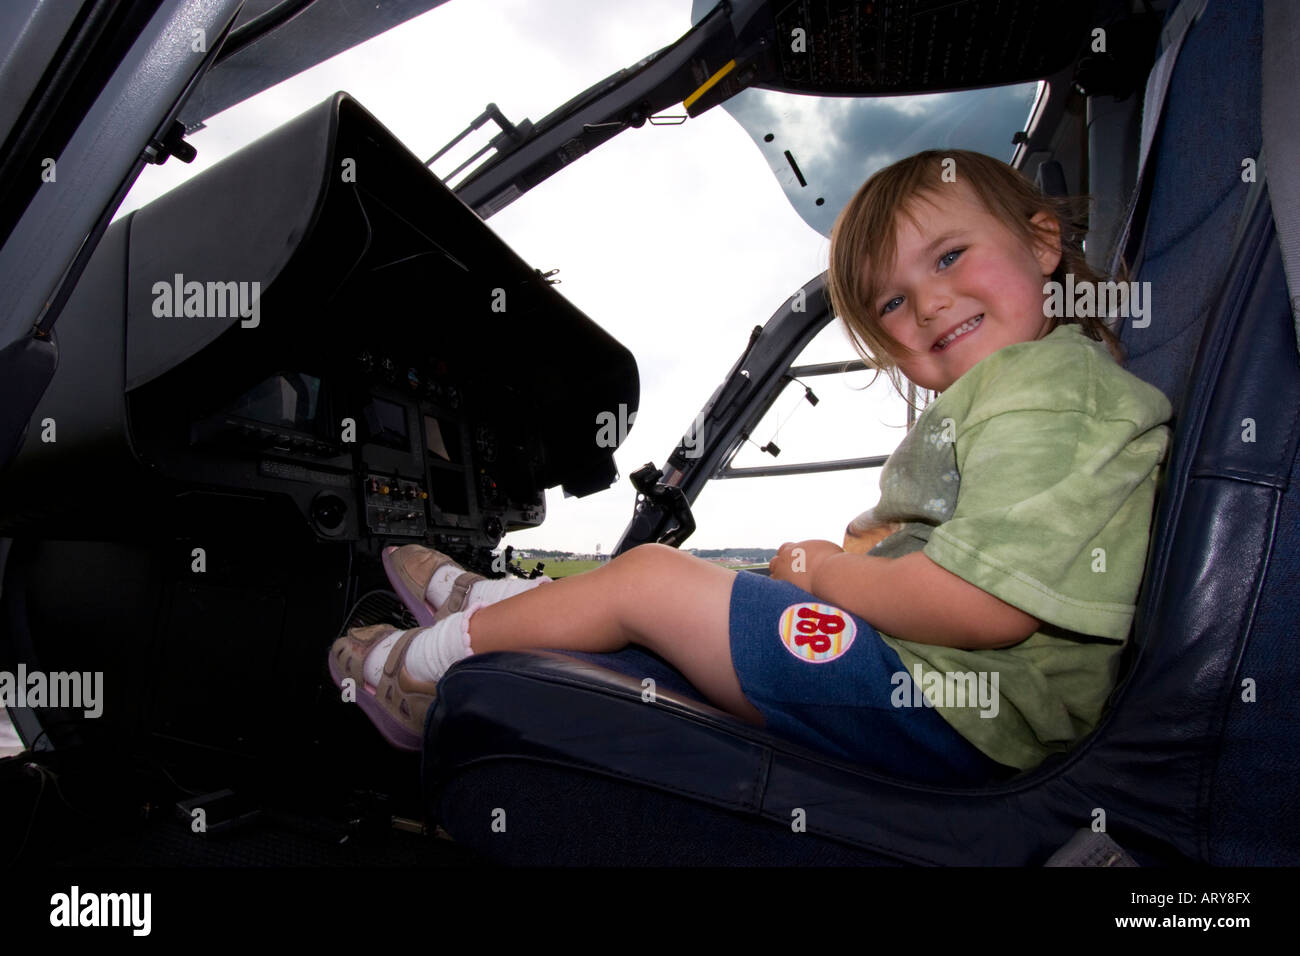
top-left (870, 181), bottom-right (1062, 393)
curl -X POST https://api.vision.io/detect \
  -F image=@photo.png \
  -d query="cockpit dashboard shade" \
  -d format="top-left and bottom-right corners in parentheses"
top-left (0, 93), bottom-right (637, 542)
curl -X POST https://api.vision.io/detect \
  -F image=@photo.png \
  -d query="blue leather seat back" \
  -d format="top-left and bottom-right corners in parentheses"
top-left (1197, 218), bottom-right (1300, 864)
top-left (1120, 0), bottom-right (1262, 410)
top-left (1112, 0), bottom-right (1299, 864)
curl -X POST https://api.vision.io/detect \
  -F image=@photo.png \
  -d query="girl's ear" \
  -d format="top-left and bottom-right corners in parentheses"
top-left (1028, 210), bottom-right (1063, 275)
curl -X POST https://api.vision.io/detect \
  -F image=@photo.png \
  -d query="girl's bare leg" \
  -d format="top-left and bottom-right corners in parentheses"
top-left (454, 543), bottom-right (764, 726)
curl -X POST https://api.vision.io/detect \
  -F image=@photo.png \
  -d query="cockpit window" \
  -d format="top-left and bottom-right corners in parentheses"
top-left (718, 81), bottom-right (1042, 237)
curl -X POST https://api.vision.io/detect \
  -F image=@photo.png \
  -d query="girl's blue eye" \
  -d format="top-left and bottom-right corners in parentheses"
top-left (879, 248), bottom-right (963, 315)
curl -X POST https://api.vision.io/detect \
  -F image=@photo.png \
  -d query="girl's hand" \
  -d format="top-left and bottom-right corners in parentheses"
top-left (769, 539), bottom-right (844, 589)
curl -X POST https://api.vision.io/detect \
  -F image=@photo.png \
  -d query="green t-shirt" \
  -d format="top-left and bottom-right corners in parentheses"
top-left (865, 322), bottom-right (1173, 771)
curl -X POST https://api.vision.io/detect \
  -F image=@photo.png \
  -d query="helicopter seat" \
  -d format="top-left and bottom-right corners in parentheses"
top-left (420, 0), bottom-right (1299, 865)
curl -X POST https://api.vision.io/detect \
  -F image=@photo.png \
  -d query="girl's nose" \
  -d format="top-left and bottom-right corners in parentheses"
top-left (918, 287), bottom-right (954, 324)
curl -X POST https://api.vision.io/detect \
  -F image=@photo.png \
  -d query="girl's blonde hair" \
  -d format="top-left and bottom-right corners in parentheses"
top-left (827, 149), bottom-right (1125, 407)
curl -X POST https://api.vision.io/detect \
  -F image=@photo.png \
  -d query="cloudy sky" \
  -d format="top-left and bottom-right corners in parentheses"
top-left (116, 0), bottom-right (1035, 553)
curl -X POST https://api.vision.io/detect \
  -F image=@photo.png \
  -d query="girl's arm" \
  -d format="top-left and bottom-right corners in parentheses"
top-left (810, 550), bottom-right (1040, 650)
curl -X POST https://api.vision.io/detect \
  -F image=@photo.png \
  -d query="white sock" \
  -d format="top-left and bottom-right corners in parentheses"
top-left (425, 566), bottom-right (551, 609)
top-left (402, 608), bottom-right (479, 684)
top-left (361, 610), bottom-right (480, 689)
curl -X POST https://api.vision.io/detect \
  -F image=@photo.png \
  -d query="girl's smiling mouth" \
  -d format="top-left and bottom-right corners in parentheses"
top-left (932, 314), bottom-right (984, 351)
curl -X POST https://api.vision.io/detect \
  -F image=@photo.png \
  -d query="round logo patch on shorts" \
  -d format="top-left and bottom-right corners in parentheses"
top-left (777, 602), bottom-right (856, 663)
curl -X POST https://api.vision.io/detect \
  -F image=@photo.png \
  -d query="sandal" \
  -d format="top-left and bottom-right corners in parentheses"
top-left (382, 545), bottom-right (487, 627)
top-left (328, 623), bottom-right (441, 751)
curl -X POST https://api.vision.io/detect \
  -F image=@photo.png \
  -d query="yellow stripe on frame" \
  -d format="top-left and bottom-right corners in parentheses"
top-left (683, 59), bottom-right (736, 111)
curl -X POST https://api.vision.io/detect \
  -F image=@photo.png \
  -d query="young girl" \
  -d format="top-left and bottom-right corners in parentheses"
top-left (329, 149), bottom-right (1172, 785)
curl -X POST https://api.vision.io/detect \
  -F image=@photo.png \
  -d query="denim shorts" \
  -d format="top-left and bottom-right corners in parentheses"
top-left (728, 570), bottom-right (1015, 785)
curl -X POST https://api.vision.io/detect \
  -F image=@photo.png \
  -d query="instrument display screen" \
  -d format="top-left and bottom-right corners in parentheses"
top-left (227, 373), bottom-right (323, 432)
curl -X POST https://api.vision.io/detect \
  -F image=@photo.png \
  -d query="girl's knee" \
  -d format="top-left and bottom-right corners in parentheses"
top-left (619, 544), bottom-right (733, 598)
top-left (620, 541), bottom-right (679, 569)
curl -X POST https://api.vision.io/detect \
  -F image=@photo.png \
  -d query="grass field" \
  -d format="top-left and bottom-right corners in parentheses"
top-left (514, 559), bottom-right (605, 577)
